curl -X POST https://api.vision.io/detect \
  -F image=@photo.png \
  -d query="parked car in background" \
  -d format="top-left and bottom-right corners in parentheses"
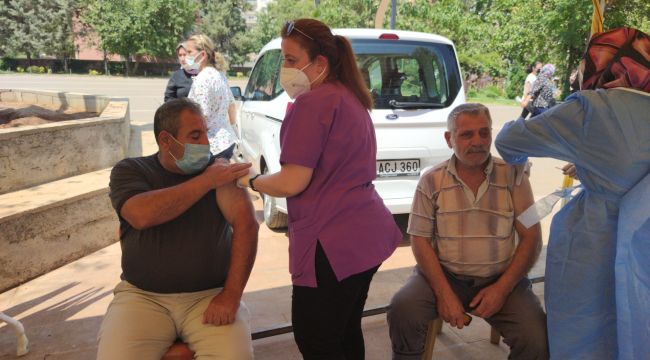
top-left (231, 28), bottom-right (465, 229)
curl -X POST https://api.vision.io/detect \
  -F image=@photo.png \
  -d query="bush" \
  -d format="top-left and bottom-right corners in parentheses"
top-left (16, 66), bottom-right (25, 73)
top-left (0, 58), bottom-right (17, 71)
top-left (478, 85), bottom-right (504, 99)
top-left (27, 65), bottom-right (46, 74)
top-left (108, 62), bottom-right (125, 75)
top-left (506, 63), bottom-right (527, 99)
top-left (88, 69), bottom-right (101, 75)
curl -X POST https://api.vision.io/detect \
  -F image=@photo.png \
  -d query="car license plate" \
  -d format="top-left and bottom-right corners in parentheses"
top-left (377, 159), bottom-right (420, 177)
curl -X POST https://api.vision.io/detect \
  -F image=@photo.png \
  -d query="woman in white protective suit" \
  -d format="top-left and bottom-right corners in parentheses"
top-left (495, 27), bottom-right (650, 360)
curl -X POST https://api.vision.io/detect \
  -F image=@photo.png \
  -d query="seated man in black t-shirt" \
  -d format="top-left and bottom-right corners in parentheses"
top-left (97, 98), bottom-right (258, 360)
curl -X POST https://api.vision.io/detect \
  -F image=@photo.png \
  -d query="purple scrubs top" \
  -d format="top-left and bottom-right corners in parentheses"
top-left (280, 81), bottom-right (401, 287)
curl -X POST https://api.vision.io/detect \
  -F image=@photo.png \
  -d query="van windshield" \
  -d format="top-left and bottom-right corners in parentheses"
top-left (351, 39), bottom-right (462, 109)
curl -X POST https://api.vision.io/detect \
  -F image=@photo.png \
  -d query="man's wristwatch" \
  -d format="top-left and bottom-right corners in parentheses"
top-left (249, 174), bottom-right (261, 192)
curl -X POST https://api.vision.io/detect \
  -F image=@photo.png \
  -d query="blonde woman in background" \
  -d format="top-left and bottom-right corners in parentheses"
top-left (214, 51), bottom-right (238, 135)
top-left (186, 34), bottom-right (237, 159)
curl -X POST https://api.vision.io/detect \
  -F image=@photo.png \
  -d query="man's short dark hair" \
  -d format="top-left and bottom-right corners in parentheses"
top-left (153, 98), bottom-right (203, 143)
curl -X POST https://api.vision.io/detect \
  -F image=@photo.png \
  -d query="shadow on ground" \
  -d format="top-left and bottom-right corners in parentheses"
top-left (0, 283), bottom-right (111, 359)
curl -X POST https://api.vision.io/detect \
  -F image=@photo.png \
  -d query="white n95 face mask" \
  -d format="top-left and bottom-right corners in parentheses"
top-left (280, 63), bottom-right (326, 99)
top-left (280, 63), bottom-right (312, 99)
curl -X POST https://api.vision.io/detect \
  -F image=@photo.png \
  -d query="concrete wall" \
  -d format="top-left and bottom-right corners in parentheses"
top-left (0, 89), bottom-right (130, 194)
top-left (0, 169), bottom-right (118, 292)
top-left (0, 89), bottom-right (129, 291)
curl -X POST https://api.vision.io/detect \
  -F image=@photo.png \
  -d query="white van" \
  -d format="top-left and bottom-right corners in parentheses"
top-left (232, 28), bottom-right (465, 229)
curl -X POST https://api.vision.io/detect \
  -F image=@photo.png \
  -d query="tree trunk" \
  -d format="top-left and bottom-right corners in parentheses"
top-left (124, 54), bottom-right (130, 77)
top-left (375, 0), bottom-right (389, 29)
top-left (562, 48), bottom-right (579, 99)
top-left (104, 50), bottom-right (109, 75)
top-left (63, 57), bottom-right (69, 73)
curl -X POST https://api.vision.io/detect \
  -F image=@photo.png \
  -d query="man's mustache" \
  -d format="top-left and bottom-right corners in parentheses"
top-left (466, 147), bottom-right (488, 154)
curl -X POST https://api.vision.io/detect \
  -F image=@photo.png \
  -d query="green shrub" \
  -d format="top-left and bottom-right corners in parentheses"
top-left (1, 58), bottom-right (17, 71)
top-left (478, 85), bottom-right (505, 99)
top-left (16, 66), bottom-right (25, 73)
top-left (506, 63), bottom-right (527, 99)
top-left (236, 71), bottom-right (244, 78)
top-left (26, 65), bottom-right (46, 73)
top-left (88, 69), bottom-right (101, 75)
top-left (467, 89), bottom-right (478, 98)
top-left (108, 62), bottom-right (125, 75)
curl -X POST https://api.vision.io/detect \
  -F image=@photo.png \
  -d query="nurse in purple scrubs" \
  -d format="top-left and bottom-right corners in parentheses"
top-left (238, 18), bottom-right (401, 360)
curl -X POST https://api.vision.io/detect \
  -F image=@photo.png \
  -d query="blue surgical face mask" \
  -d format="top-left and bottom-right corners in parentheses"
top-left (168, 135), bottom-right (211, 174)
top-left (185, 51), bottom-right (203, 71)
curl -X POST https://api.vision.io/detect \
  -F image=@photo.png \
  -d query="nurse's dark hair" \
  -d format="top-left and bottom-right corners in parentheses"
top-left (447, 103), bottom-right (492, 132)
top-left (154, 98), bottom-right (203, 144)
top-left (281, 18), bottom-right (373, 110)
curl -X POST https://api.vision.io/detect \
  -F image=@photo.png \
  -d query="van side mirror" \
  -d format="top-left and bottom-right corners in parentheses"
top-left (230, 86), bottom-right (243, 100)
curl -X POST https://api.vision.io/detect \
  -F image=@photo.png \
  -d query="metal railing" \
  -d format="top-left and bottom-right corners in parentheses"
top-left (251, 275), bottom-right (545, 340)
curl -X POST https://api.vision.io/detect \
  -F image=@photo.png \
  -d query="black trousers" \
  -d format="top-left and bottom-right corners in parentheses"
top-left (292, 242), bottom-right (379, 360)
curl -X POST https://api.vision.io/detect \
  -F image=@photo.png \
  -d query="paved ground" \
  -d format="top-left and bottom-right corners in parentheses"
top-left (0, 74), bottom-right (562, 359)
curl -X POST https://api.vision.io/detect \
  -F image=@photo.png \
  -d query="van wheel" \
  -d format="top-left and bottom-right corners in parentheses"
top-left (262, 167), bottom-right (288, 229)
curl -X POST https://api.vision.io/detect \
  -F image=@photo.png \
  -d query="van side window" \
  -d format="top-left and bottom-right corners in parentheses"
top-left (244, 50), bottom-right (282, 101)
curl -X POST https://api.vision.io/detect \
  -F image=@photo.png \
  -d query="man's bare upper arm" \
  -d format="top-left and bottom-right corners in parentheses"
top-left (215, 183), bottom-right (256, 227)
top-left (512, 172), bottom-right (542, 243)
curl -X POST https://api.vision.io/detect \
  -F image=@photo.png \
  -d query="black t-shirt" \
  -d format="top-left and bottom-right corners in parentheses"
top-left (109, 153), bottom-right (231, 293)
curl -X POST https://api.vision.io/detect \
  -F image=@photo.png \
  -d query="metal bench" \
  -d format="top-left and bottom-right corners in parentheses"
top-left (161, 275), bottom-right (544, 359)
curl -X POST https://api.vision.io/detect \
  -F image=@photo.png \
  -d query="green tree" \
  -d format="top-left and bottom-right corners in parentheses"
top-left (397, 0), bottom-right (504, 81)
top-left (483, 1), bottom-right (547, 97)
top-left (489, 0), bottom-right (649, 97)
top-left (248, 0), bottom-right (316, 51)
top-left (43, 0), bottom-right (78, 72)
top-left (0, 0), bottom-right (51, 62)
top-left (198, 0), bottom-right (251, 66)
top-left (396, 0), bottom-right (648, 98)
top-left (315, 0), bottom-right (379, 28)
top-left (0, 0), bottom-right (81, 70)
top-left (81, 0), bottom-right (197, 76)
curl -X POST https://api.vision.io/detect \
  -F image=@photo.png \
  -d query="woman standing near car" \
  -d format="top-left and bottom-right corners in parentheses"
top-left (238, 18), bottom-right (401, 359)
top-left (186, 34), bottom-right (237, 158)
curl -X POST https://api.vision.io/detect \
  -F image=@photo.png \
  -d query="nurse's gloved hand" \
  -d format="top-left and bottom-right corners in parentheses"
top-left (514, 161), bottom-right (531, 186)
top-left (236, 168), bottom-right (258, 188)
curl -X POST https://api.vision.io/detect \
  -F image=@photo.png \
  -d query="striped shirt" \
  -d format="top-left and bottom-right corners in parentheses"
top-left (408, 155), bottom-right (519, 277)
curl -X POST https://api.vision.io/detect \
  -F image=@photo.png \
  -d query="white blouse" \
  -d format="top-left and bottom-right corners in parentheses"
top-left (189, 66), bottom-right (236, 155)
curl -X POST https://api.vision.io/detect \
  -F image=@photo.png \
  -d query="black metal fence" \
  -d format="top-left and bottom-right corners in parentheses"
top-left (0, 58), bottom-right (250, 77)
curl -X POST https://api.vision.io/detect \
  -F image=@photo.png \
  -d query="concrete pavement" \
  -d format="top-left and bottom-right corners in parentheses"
top-left (0, 198), bottom-right (546, 359)
top-left (1, 74), bottom-right (559, 359)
